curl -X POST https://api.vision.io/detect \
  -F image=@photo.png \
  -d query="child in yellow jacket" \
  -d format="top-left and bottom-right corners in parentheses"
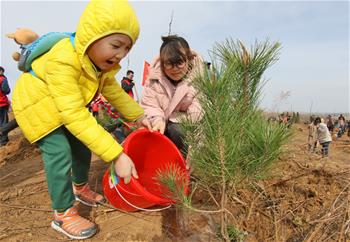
top-left (11, 0), bottom-right (150, 239)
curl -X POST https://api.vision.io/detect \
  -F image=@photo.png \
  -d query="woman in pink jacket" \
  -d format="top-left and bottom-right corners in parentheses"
top-left (141, 35), bottom-right (202, 159)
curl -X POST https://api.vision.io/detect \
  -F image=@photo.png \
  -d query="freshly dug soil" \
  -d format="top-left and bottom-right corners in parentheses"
top-left (0, 123), bottom-right (349, 241)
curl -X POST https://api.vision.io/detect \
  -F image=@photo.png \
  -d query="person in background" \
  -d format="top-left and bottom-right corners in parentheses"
top-left (0, 119), bottom-right (19, 143)
top-left (0, 66), bottom-right (11, 146)
top-left (141, 35), bottom-right (203, 161)
top-left (326, 115), bottom-right (334, 134)
top-left (308, 119), bottom-right (318, 153)
top-left (11, 1), bottom-right (150, 239)
top-left (314, 117), bottom-right (332, 157)
top-left (121, 69), bottom-right (135, 99)
top-left (337, 114), bottom-right (346, 138)
top-left (90, 100), bottom-right (99, 117)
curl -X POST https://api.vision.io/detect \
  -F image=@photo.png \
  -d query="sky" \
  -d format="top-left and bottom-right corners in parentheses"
top-left (0, 0), bottom-right (349, 114)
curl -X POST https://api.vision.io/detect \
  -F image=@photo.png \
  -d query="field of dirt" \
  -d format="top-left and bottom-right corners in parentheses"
top-left (0, 120), bottom-right (349, 242)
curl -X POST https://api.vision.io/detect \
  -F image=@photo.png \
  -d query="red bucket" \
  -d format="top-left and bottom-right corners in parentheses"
top-left (102, 129), bottom-right (189, 212)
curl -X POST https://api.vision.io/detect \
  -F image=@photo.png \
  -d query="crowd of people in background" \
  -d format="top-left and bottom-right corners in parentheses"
top-left (308, 114), bottom-right (350, 158)
top-left (322, 114), bottom-right (349, 139)
top-left (267, 111), bottom-right (349, 159)
top-left (267, 111), bottom-right (299, 128)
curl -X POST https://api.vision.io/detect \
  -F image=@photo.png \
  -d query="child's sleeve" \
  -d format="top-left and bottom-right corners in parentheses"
top-left (140, 81), bottom-right (166, 124)
top-left (101, 78), bottom-right (144, 121)
top-left (45, 51), bottom-right (122, 162)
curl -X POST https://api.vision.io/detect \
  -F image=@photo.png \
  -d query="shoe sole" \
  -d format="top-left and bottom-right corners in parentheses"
top-left (51, 221), bottom-right (96, 240)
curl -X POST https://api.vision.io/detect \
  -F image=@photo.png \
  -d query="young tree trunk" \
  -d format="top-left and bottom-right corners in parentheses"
top-left (218, 129), bottom-right (230, 241)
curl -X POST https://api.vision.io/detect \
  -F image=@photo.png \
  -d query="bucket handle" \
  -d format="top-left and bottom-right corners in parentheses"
top-left (111, 177), bottom-right (171, 212)
top-left (109, 165), bottom-right (171, 212)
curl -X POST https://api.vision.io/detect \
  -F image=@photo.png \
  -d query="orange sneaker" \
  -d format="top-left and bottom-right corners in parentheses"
top-left (51, 206), bottom-right (97, 240)
top-left (73, 183), bottom-right (105, 207)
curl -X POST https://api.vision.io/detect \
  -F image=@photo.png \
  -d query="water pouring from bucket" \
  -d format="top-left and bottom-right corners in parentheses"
top-left (102, 129), bottom-right (190, 212)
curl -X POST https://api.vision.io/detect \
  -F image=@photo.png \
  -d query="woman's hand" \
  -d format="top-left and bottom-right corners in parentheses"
top-left (152, 118), bottom-right (166, 134)
top-left (136, 116), bottom-right (152, 130)
top-left (114, 152), bottom-right (138, 184)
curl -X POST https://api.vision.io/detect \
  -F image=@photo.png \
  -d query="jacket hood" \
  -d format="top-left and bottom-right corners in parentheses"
top-left (75, 0), bottom-right (140, 67)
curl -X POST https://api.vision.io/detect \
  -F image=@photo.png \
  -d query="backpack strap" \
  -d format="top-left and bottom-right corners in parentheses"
top-left (70, 33), bottom-right (76, 48)
top-left (29, 32), bottom-right (76, 78)
top-left (29, 69), bottom-right (38, 78)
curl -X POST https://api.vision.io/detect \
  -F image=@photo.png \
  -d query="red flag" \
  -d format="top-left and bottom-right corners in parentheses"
top-left (142, 61), bottom-right (150, 86)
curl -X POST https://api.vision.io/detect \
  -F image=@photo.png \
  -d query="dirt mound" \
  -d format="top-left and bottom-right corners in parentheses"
top-left (235, 154), bottom-right (349, 241)
top-left (1, 137), bottom-right (39, 166)
top-left (0, 123), bottom-right (349, 241)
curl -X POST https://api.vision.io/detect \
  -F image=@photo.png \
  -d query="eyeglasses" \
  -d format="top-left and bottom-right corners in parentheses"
top-left (163, 60), bottom-right (187, 70)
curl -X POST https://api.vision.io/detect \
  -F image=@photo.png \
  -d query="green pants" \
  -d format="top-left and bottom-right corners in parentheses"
top-left (37, 127), bottom-right (91, 211)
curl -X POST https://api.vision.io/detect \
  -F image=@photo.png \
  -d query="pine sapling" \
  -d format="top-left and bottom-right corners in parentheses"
top-left (158, 38), bottom-right (291, 241)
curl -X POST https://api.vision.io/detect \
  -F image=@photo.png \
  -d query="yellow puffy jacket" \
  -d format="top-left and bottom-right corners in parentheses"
top-left (12, 0), bottom-right (143, 162)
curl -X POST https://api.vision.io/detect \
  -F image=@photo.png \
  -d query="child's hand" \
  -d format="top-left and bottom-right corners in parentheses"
top-left (114, 152), bottom-right (138, 184)
top-left (152, 119), bottom-right (166, 134)
top-left (136, 116), bottom-right (152, 130)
